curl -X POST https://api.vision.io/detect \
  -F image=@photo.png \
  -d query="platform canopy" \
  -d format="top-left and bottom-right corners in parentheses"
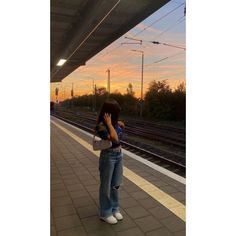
top-left (51, 0), bottom-right (170, 82)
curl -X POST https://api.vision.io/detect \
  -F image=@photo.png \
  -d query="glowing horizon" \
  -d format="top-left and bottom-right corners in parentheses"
top-left (51, 0), bottom-right (186, 102)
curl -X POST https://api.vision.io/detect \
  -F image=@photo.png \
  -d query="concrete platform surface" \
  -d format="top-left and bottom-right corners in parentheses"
top-left (51, 117), bottom-right (186, 236)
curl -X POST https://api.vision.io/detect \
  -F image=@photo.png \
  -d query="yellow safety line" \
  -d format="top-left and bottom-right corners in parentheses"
top-left (51, 119), bottom-right (186, 221)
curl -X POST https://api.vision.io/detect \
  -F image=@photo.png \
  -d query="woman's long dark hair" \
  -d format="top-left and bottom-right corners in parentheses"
top-left (98, 99), bottom-right (121, 127)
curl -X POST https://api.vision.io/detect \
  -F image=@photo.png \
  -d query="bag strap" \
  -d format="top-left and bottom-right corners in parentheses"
top-left (93, 126), bottom-right (97, 141)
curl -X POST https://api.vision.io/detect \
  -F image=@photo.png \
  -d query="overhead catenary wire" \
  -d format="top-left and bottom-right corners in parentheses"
top-left (133, 2), bottom-right (185, 37)
top-left (159, 42), bottom-right (185, 50)
top-left (100, 1), bottom-right (185, 57)
top-left (124, 36), bottom-right (186, 50)
top-left (111, 51), bottom-right (185, 80)
top-left (85, 50), bottom-right (140, 74)
top-left (157, 15), bottom-right (185, 38)
top-left (176, 15), bottom-right (185, 23)
top-left (172, 0), bottom-right (185, 4)
top-left (79, 50), bottom-right (185, 83)
top-left (145, 51), bottom-right (185, 67)
top-left (157, 70), bottom-right (185, 81)
top-left (178, 18), bottom-right (185, 24)
top-left (69, 0), bottom-right (185, 93)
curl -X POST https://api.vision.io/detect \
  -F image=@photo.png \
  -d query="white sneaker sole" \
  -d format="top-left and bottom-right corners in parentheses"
top-left (113, 213), bottom-right (123, 221)
top-left (100, 217), bottom-right (118, 224)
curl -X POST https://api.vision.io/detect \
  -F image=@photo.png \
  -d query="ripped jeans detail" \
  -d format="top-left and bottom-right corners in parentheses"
top-left (99, 150), bottom-right (123, 217)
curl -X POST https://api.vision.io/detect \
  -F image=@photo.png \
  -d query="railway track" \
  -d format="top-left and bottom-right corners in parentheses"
top-left (54, 109), bottom-right (186, 149)
top-left (52, 113), bottom-right (186, 177)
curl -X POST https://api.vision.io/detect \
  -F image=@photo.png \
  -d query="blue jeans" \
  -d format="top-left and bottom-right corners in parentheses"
top-left (99, 149), bottom-right (123, 217)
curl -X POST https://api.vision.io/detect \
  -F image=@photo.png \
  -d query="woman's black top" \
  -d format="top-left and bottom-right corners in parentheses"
top-left (96, 122), bottom-right (123, 148)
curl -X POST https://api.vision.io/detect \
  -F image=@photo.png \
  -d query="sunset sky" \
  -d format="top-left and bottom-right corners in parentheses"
top-left (51, 0), bottom-right (186, 102)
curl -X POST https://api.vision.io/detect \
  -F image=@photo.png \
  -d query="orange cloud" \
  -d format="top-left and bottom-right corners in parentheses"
top-left (51, 16), bottom-right (185, 102)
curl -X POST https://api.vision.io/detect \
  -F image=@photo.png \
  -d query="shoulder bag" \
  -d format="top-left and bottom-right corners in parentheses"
top-left (92, 131), bottom-right (112, 151)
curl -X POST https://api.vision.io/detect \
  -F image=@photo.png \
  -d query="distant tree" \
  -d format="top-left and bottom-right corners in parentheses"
top-left (175, 81), bottom-right (186, 93)
top-left (96, 87), bottom-right (107, 96)
top-left (144, 80), bottom-right (173, 120)
top-left (110, 92), bottom-right (124, 106)
top-left (172, 82), bottom-right (186, 121)
top-left (147, 80), bottom-right (171, 93)
top-left (126, 83), bottom-right (135, 96)
top-left (61, 80), bottom-right (185, 121)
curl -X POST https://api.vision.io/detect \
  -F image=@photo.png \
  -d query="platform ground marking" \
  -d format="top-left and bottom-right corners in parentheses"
top-left (51, 119), bottom-right (186, 221)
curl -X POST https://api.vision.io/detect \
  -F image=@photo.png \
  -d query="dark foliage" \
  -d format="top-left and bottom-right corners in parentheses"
top-left (61, 81), bottom-right (186, 121)
top-left (144, 80), bottom-right (186, 121)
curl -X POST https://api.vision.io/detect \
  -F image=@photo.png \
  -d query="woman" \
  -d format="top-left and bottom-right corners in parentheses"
top-left (96, 98), bottom-right (125, 224)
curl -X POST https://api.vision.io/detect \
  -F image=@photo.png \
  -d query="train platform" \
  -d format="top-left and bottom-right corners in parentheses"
top-left (50, 116), bottom-right (186, 236)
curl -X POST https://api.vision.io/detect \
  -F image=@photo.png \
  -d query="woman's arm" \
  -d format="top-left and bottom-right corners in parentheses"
top-left (103, 113), bottom-right (119, 142)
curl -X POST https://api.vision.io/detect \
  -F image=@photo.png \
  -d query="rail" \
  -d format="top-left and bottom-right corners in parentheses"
top-left (52, 113), bottom-right (186, 177)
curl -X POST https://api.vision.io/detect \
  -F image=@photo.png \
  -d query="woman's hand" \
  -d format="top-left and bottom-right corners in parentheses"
top-left (103, 113), bottom-right (112, 126)
top-left (118, 120), bottom-right (125, 129)
top-left (103, 113), bottom-right (118, 142)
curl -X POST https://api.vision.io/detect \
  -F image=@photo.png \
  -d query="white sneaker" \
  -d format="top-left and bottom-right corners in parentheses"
top-left (100, 215), bottom-right (118, 224)
top-left (113, 212), bottom-right (123, 220)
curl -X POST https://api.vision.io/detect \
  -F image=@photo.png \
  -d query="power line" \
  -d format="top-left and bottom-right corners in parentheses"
top-left (112, 66), bottom-right (141, 79)
top-left (101, 2), bottom-right (185, 57)
top-left (133, 2), bottom-right (185, 36)
top-left (111, 52), bottom-right (185, 80)
top-left (178, 18), bottom-right (185, 24)
top-left (112, 64), bottom-right (141, 75)
top-left (124, 36), bottom-right (186, 50)
top-left (74, 51), bottom-right (185, 83)
top-left (145, 52), bottom-right (185, 67)
top-left (161, 42), bottom-right (185, 50)
top-left (157, 70), bottom-right (185, 81)
top-left (172, 0), bottom-right (185, 4)
top-left (177, 15), bottom-right (185, 22)
top-left (157, 15), bottom-right (185, 38)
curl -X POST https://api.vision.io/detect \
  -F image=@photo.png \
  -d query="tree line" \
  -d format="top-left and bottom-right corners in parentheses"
top-left (60, 80), bottom-right (186, 121)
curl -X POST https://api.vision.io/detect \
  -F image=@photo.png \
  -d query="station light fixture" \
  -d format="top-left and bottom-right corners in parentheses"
top-left (56, 59), bottom-right (67, 66)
